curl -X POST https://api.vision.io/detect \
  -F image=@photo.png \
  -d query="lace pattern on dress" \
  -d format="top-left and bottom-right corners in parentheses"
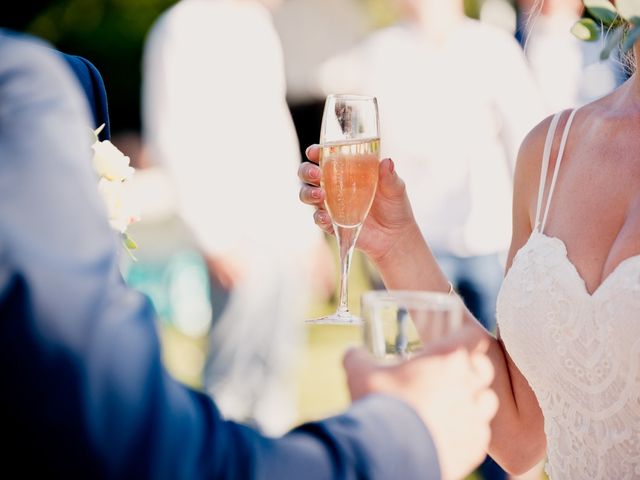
top-left (497, 108), bottom-right (640, 479)
top-left (498, 232), bottom-right (640, 479)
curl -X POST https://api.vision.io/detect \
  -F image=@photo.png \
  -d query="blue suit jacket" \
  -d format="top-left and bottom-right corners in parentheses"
top-left (0, 30), bottom-right (440, 479)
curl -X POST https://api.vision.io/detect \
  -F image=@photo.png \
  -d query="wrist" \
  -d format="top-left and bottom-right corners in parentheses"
top-left (371, 221), bottom-right (427, 277)
top-left (371, 222), bottom-right (451, 293)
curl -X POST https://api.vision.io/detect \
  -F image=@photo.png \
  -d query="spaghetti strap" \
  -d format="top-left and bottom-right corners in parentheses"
top-left (534, 112), bottom-right (562, 231)
top-left (540, 108), bottom-right (578, 233)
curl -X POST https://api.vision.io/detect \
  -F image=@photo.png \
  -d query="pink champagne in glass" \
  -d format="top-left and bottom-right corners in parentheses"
top-left (321, 138), bottom-right (379, 228)
top-left (309, 95), bottom-right (380, 324)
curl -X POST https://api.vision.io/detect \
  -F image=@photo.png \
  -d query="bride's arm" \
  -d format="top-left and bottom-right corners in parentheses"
top-left (370, 119), bottom-right (552, 475)
top-left (371, 221), bottom-right (546, 476)
top-left (485, 119), bottom-right (551, 472)
top-left (374, 244), bottom-right (546, 475)
top-left (299, 119), bottom-right (553, 473)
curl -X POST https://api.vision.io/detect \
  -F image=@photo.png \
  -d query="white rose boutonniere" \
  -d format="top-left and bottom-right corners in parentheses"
top-left (92, 138), bottom-right (135, 182)
top-left (91, 124), bottom-right (140, 258)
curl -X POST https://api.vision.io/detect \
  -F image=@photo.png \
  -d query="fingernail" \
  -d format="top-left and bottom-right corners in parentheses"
top-left (309, 167), bottom-right (319, 179)
top-left (388, 159), bottom-right (395, 174)
top-left (312, 189), bottom-right (321, 199)
top-left (319, 212), bottom-right (328, 223)
top-left (305, 145), bottom-right (316, 157)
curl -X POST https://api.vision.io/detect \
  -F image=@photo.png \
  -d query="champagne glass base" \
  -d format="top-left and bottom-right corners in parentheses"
top-left (306, 311), bottom-right (363, 325)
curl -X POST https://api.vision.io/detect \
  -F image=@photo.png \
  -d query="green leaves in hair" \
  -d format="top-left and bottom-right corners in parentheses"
top-left (572, 0), bottom-right (640, 60)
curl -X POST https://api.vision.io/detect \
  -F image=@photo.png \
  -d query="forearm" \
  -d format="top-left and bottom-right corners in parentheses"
top-left (372, 222), bottom-right (451, 293)
top-left (52, 288), bottom-right (441, 479)
top-left (371, 223), bottom-right (545, 473)
top-left (373, 224), bottom-right (493, 336)
top-left (372, 223), bottom-right (487, 338)
top-left (486, 338), bottom-right (547, 474)
top-left (263, 395), bottom-right (441, 480)
top-left (2, 33), bottom-right (442, 480)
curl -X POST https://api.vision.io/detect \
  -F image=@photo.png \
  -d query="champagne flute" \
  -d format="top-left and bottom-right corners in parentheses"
top-left (308, 94), bottom-right (380, 325)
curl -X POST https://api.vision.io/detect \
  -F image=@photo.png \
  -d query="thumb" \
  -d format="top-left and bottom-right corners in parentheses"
top-left (343, 347), bottom-right (384, 401)
top-left (378, 158), bottom-right (406, 199)
top-left (343, 347), bottom-right (376, 375)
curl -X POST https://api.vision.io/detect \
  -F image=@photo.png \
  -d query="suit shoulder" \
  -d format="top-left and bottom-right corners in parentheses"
top-left (0, 31), bottom-right (90, 140)
top-left (0, 31), bottom-right (66, 77)
top-left (0, 30), bottom-right (86, 110)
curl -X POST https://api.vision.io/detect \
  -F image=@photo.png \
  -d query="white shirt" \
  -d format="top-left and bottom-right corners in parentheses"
top-left (524, 12), bottom-right (624, 113)
top-left (319, 19), bottom-right (546, 257)
top-left (143, 0), bottom-right (318, 259)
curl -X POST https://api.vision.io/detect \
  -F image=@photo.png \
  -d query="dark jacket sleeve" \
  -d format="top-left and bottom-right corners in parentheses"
top-left (0, 30), bottom-right (440, 480)
top-left (61, 52), bottom-right (111, 140)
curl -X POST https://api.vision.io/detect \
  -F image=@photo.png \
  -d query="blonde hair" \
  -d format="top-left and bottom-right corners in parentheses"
top-left (619, 24), bottom-right (637, 75)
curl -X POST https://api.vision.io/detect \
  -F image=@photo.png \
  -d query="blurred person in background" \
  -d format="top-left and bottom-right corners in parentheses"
top-left (301, 0), bottom-right (640, 477)
top-left (517, 0), bottom-right (625, 111)
top-left (142, 0), bottom-right (334, 435)
top-left (318, 1), bottom-right (545, 476)
top-left (0, 28), bottom-right (500, 479)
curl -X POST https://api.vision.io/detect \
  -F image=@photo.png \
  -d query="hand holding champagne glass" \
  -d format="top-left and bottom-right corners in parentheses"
top-left (309, 95), bottom-right (380, 324)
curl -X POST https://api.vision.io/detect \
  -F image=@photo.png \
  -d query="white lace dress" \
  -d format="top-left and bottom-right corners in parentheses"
top-left (497, 109), bottom-right (640, 479)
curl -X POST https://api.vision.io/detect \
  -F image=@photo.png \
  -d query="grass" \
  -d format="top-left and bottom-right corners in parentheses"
top-left (157, 246), bottom-right (375, 417)
top-left (295, 249), bottom-right (375, 422)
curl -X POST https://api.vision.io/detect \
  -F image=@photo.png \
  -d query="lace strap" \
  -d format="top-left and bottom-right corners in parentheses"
top-left (540, 108), bottom-right (578, 233)
top-left (534, 112), bottom-right (562, 231)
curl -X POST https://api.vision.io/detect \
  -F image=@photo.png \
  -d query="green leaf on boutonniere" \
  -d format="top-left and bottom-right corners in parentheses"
top-left (122, 232), bottom-right (138, 261)
top-left (123, 232), bottom-right (138, 250)
top-left (600, 26), bottom-right (625, 59)
top-left (584, 0), bottom-right (619, 25)
top-left (90, 123), bottom-right (106, 145)
top-left (571, 18), bottom-right (601, 41)
top-left (617, 0), bottom-right (640, 21)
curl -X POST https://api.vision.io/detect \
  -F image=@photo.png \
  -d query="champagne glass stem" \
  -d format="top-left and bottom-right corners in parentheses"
top-left (334, 224), bottom-right (361, 318)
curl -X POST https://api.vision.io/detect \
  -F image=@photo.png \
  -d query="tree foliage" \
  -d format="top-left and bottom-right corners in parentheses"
top-left (23, 0), bottom-right (178, 132)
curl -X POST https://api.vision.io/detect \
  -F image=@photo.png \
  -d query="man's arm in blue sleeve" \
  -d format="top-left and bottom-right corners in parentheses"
top-left (0, 31), bottom-right (440, 480)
